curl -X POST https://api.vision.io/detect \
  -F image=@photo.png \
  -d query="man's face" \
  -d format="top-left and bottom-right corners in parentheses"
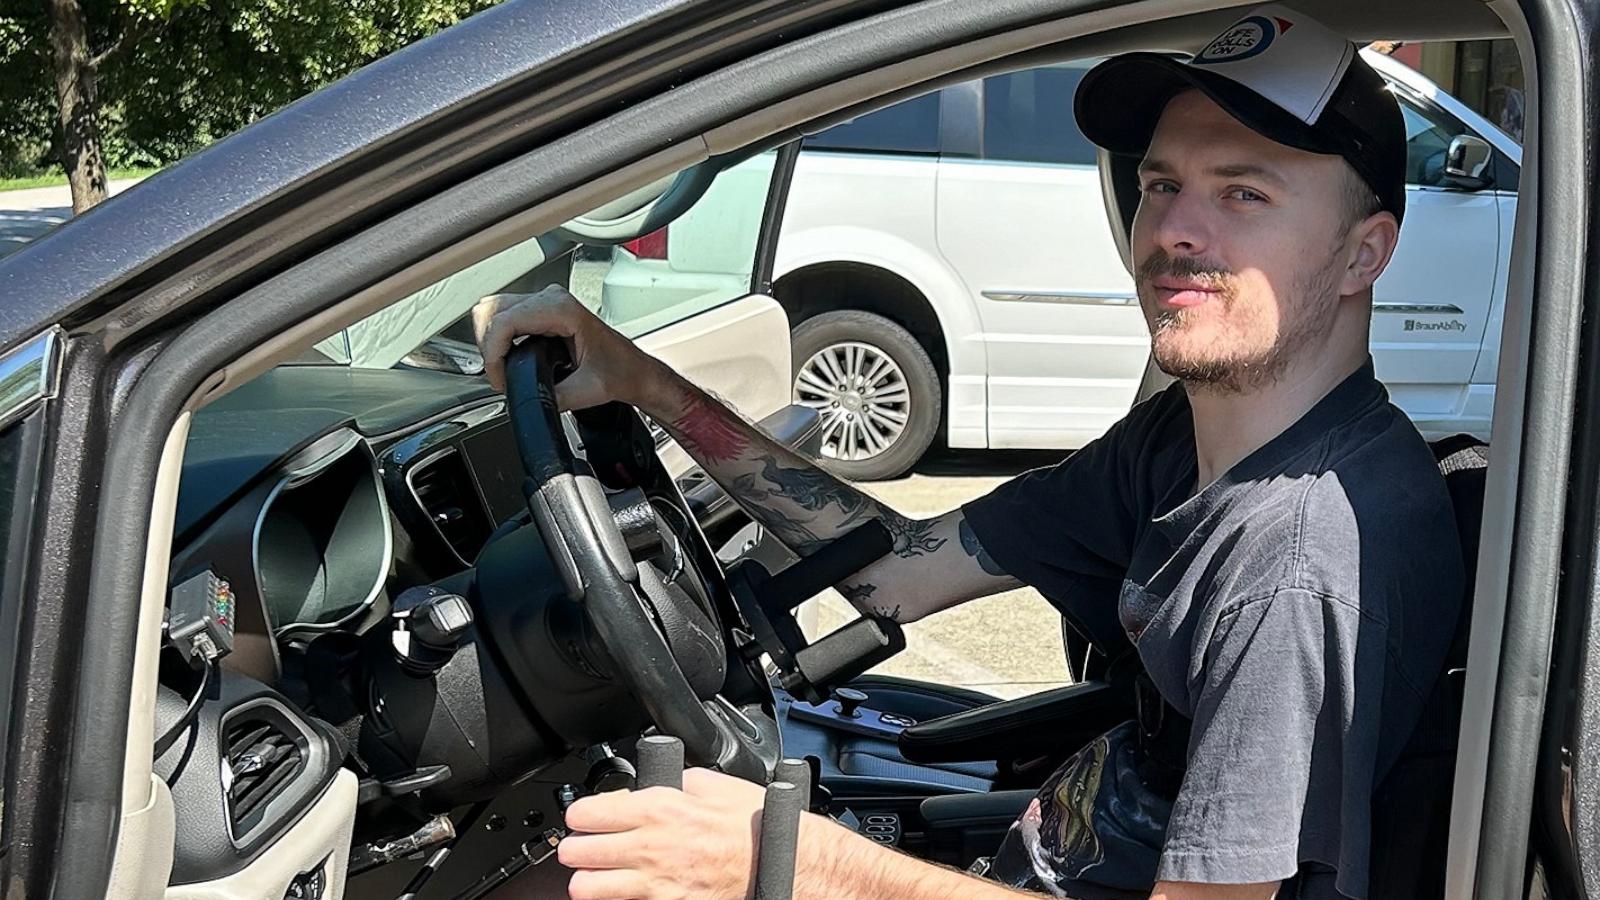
top-left (1130, 90), bottom-right (1365, 391)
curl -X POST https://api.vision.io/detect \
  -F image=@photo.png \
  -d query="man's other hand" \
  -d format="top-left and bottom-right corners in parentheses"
top-left (559, 767), bottom-right (770, 900)
top-left (472, 285), bottom-right (670, 412)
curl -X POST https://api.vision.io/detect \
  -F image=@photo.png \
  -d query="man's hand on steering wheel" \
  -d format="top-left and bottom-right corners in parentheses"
top-left (472, 285), bottom-right (674, 412)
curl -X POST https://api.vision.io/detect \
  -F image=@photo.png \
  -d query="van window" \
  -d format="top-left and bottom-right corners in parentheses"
top-left (803, 92), bottom-right (942, 155)
top-left (1395, 93), bottom-right (1481, 189)
top-left (981, 64), bottom-right (1098, 166)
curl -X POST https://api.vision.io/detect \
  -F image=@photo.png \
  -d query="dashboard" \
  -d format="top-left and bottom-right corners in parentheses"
top-left (159, 364), bottom-right (619, 886)
top-left (157, 363), bottom-right (816, 890)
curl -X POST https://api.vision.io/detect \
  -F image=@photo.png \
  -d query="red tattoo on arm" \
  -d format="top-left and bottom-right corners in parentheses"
top-left (671, 391), bottom-right (751, 464)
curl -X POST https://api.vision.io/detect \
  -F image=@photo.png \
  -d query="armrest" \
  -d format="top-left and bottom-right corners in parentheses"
top-left (919, 789), bottom-right (1036, 829)
top-left (919, 790), bottom-right (1036, 868)
top-left (898, 679), bottom-right (1132, 765)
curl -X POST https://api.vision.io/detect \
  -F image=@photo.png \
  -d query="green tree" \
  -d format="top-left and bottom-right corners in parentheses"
top-left (0, 0), bottom-right (497, 212)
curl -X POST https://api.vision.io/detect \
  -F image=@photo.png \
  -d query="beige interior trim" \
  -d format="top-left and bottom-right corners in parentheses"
top-left (103, 409), bottom-right (191, 898)
top-left (164, 769), bottom-right (360, 900)
top-left (107, 774), bottom-right (177, 900)
top-left (640, 293), bottom-right (793, 476)
top-left (1444, 2), bottom-right (1535, 897)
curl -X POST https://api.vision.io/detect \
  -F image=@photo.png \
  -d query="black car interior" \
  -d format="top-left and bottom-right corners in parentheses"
top-left (142, 149), bottom-right (1496, 900)
top-left (138, 25), bottom-right (1502, 900)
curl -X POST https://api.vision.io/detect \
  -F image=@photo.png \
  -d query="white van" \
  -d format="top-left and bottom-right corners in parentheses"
top-left (604, 51), bottom-right (1521, 479)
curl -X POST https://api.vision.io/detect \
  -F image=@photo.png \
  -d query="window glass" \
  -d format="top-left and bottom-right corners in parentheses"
top-left (1397, 95), bottom-right (1471, 188)
top-left (568, 151), bottom-right (778, 338)
top-left (802, 93), bottom-right (942, 155)
top-left (308, 150), bottom-right (781, 369)
top-left (981, 64), bottom-right (1098, 166)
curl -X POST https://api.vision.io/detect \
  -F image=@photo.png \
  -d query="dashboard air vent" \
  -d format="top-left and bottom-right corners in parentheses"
top-left (224, 716), bottom-right (304, 837)
top-left (410, 449), bottom-right (493, 564)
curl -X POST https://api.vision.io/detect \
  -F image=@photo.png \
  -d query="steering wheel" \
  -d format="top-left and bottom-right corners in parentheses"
top-left (502, 337), bottom-right (774, 781)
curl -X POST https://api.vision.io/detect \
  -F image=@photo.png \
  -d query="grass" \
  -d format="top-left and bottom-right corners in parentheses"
top-left (0, 167), bottom-right (161, 193)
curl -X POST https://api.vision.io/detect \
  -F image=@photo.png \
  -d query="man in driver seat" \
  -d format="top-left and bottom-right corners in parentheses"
top-left (474, 6), bottom-right (1464, 898)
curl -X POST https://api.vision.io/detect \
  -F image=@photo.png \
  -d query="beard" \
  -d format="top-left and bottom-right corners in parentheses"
top-left (1135, 249), bottom-right (1342, 394)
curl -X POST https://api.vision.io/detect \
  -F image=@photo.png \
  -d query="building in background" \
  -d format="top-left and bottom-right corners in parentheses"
top-left (1380, 40), bottom-right (1525, 143)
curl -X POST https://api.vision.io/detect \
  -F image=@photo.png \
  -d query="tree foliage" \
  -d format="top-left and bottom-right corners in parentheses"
top-left (0, 0), bottom-right (498, 178)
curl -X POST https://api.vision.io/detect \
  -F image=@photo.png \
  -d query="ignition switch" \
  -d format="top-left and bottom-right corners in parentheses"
top-left (390, 585), bottom-right (473, 677)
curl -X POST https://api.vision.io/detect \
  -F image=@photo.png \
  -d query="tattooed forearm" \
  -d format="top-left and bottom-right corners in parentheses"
top-left (754, 457), bottom-right (873, 521)
top-left (884, 511), bottom-right (948, 558)
top-left (840, 582), bottom-right (878, 605)
top-left (958, 517), bottom-right (1006, 576)
top-left (668, 390), bottom-right (751, 464)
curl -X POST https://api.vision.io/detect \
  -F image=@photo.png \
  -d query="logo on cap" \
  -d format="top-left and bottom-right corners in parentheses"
top-left (1193, 14), bottom-right (1295, 65)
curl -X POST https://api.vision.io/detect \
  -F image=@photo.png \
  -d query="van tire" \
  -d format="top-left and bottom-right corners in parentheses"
top-left (791, 310), bottom-right (940, 481)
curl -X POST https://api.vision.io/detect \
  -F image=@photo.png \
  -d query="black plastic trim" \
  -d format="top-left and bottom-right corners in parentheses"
top-left (898, 679), bottom-right (1130, 765)
top-left (1537, 0), bottom-right (1600, 896)
top-left (753, 141), bottom-right (801, 296)
top-left (0, 408), bottom-right (47, 829)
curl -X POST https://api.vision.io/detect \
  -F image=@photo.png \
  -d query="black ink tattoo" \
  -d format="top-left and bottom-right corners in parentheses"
top-left (884, 511), bottom-right (947, 558)
top-left (959, 517), bottom-right (1006, 576)
top-left (869, 604), bottom-right (904, 623)
top-left (840, 582), bottom-right (878, 605)
top-left (729, 471), bottom-right (830, 555)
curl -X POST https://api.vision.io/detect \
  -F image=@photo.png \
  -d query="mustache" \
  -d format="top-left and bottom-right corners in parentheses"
top-left (1135, 250), bottom-right (1233, 289)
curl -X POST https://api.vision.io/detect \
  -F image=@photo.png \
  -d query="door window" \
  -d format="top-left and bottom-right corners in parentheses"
top-left (1396, 93), bottom-right (1478, 188)
top-left (980, 63), bottom-right (1099, 166)
top-left (306, 150), bottom-right (786, 368)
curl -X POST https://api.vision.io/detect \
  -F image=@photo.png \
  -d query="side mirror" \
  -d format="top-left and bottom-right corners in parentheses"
top-left (1442, 134), bottom-right (1494, 190)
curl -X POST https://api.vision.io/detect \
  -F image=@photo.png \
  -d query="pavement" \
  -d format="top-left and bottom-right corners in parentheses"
top-left (0, 179), bottom-right (143, 259)
top-left (813, 448), bottom-right (1076, 700)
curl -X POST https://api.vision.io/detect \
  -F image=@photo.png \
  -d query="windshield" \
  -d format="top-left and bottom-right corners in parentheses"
top-left (301, 150), bottom-right (778, 373)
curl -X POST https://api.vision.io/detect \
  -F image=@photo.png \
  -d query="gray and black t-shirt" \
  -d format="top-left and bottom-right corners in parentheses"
top-left (962, 361), bottom-right (1465, 899)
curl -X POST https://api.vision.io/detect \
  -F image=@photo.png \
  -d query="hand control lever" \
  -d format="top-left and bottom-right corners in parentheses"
top-left (724, 521), bottom-right (906, 703)
top-left (635, 734), bottom-right (685, 790)
top-left (755, 758), bottom-right (812, 900)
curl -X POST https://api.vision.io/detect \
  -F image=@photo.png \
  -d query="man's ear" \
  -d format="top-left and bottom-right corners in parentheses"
top-left (1339, 211), bottom-right (1400, 297)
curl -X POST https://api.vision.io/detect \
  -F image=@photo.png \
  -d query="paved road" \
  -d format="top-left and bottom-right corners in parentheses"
top-left (0, 179), bottom-right (143, 260)
top-left (813, 448), bottom-right (1076, 700)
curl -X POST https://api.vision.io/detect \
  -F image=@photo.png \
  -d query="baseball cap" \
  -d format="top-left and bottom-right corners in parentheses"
top-left (1074, 4), bottom-right (1406, 223)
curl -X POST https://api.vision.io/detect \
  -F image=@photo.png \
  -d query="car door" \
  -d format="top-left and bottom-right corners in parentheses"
top-left (1368, 85), bottom-right (1502, 438)
top-left (934, 60), bottom-right (1148, 451)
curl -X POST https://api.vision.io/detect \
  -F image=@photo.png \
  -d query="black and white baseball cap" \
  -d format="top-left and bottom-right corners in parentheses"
top-left (1075, 4), bottom-right (1406, 223)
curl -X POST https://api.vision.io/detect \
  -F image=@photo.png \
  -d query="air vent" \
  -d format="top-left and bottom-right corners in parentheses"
top-left (223, 716), bottom-right (304, 838)
top-left (409, 449), bottom-right (493, 564)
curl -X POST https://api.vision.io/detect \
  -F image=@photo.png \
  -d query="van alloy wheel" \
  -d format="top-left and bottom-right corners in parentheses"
top-left (795, 341), bottom-right (911, 461)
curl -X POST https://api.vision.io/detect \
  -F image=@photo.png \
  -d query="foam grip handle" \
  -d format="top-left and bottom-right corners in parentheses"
top-left (793, 616), bottom-right (907, 690)
top-left (774, 758), bottom-right (812, 807)
top-left (504, 337), bottom-right (577, 486)
top-left (755, 781), bottom-right (803, 900)
top-left (634, 735), bottom-right (684, 791)
top-left (764, 521), bottom-right (892, 613)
